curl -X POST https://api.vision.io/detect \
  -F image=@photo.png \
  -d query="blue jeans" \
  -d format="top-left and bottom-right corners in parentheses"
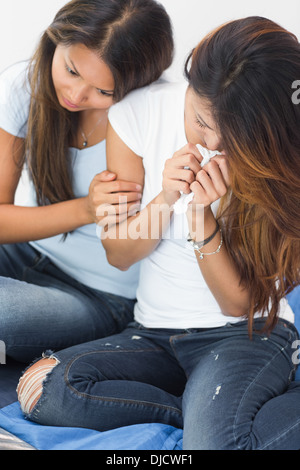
top-left (0, 243), bottom-right (135, 362)
top-left (25, 319), bottom-right (300, 449)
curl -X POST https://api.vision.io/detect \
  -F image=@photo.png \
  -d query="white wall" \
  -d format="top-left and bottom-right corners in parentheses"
top-left (162, 0), bottom-right (300, 80)
top-left (1, 0), bottom-right (300, 79)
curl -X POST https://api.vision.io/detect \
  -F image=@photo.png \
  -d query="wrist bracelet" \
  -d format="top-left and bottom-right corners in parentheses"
top-left (187, 221), bottom-right (220, 250)
top-left (196, 230), bottom-right (223, 260)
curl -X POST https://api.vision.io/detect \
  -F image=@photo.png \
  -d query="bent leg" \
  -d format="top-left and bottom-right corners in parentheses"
top-left (0, 243), bottom-right (40, 280)
top-left (17, 357), bottom-right (58, 414)
top-left (250, 381), bottom-right (300, 450)
top-left (182, 320), bottom-right (300, 450)
top-left (0, 276), bottom-right (119, 362)
top-left (0, 244), bottom-right (134, 362)
top-left (18, 327), bottom-right (184, 431)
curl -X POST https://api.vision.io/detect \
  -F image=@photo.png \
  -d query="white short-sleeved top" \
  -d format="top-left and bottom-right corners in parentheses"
top-left (109, 80), bottom-right (294, 327)
top-left (0, 62), bottom-right (140, 299)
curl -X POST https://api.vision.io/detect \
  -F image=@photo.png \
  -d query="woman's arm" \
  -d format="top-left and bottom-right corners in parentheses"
top-left (190, 205), bottom-right (250, 317)
top-left (0, 128), bottom-right (141, 244)
top-left (0, 128), bottom-right (92, 243)
top-left (101, 123), bottom-right (175, 270)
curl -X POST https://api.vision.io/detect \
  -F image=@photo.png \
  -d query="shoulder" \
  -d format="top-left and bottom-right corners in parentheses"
top-left (110, 79), bottom-right (187, 118)
top-left (0, 61), bottom-right (30, 98)
top-left (0, 61), bottom-right (31, 137)
top-left (128, 78), bottom-right (185, 99)
top-left (108, 80), bottom-right (187, 156)
top-left (109, 79), bottom-right (187, 129)
top-left (0, 61), bottom-right (29, 80)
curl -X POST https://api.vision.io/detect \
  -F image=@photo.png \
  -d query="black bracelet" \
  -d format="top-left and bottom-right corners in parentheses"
top-left (187, 221), bottom-right (220, 250)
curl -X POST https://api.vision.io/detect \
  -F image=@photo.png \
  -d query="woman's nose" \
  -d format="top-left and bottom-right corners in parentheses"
top-left (204, 132), bottom-right (222, 152)
top-left (69, 83), bottom-right (88, 104)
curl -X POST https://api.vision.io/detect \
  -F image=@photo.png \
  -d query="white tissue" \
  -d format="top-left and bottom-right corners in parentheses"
top-left (173, 144), bottom-right (222, 214)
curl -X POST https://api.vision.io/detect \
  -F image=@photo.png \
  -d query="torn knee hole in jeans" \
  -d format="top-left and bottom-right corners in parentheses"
top-left (17, 353), bottom-right (60, 415)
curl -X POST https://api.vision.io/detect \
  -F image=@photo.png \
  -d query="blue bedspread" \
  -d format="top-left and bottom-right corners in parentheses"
top-left (0, 287), bottom-right (299, 450)
top-left (0, 402), bottom-right (183, 450)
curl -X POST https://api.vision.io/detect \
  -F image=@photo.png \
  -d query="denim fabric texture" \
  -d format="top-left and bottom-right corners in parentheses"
top-left (0, 243), bottom-right (135, 362)
top-left (26, 318), bottom-right (300, 450)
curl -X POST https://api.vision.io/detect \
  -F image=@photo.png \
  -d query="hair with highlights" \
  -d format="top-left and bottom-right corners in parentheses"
top-left (185, 16), bottom-right (300, 333)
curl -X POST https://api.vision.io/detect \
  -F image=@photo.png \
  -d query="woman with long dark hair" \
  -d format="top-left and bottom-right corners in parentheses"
top-left (184, 17), bottom-right (300, 335)
top-left (0, 0), bottom-right (173, 362)
top-left (17, 17), bottom-right (300, 449)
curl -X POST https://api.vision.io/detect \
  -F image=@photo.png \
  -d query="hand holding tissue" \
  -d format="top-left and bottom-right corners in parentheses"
top-left (173, 144), bottom-right (222, 214)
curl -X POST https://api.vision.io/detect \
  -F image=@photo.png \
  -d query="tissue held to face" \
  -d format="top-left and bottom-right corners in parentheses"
top-left (173, 144), bottom-right (222, 214)
top-left (173, 90), bottom-right (225, 214)
top-left (162, 88), bottom-right (229, 212)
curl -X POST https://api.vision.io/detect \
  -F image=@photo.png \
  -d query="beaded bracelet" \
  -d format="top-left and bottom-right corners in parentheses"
top-left (196, 230), bottom-right (223, 260)
top-left (187, 224), bottom-right (223, 260)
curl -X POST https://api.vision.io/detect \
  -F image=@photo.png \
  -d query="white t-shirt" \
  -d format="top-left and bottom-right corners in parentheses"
top-left (109, 80), bottom-right (294, 327)
top-left (0, 62), bottom-right (139, 299)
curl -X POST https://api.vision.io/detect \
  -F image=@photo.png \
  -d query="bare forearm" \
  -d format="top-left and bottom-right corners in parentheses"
top-left (198, 240), bottom-right (250, 317)
top-left (190, 209), bottom-right (250, 317)
top-left (0, 198), bottom-right (91, 244)
top-left (102, 191), bottom-right (173, 270)
top-left (188, 207), bottom-right (250, 317)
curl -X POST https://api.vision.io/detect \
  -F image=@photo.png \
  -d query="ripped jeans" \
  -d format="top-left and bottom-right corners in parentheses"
top-left (20, 319), bottom-right (300, 450)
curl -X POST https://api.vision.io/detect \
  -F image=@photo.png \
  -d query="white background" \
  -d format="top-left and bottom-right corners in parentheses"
top-left (1, 0), bottom-right (300, 79)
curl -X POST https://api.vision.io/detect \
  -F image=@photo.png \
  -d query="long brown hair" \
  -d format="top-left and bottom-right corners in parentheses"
top-left (185, 17), bottom-right (300, 332)
top-left (26, 0), bottom-right (174, 206)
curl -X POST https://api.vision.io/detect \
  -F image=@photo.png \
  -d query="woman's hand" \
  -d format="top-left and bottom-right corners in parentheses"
top-left (86, 170), bottom-right (143, 226)
top-left (162, 143), bottom-right (202, 206)
top-left (190, 155), bottom-right (230, 209)
top-left (187, 155), bottom-right (230, 239)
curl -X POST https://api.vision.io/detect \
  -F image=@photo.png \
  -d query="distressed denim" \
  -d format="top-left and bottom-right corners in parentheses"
top-left (0, 243), bottom-right (135, 362)
top-left (25, 318), bottom-right (300, 449)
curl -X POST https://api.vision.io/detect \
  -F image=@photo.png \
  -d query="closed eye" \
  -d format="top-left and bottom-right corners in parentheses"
top-left (97, 89), bottom-right (114, 97)
top-left (195, 117), bottom-right (206, 128)
top-left (65, 64), bottom-right (78, 76)
top-left (195, 112), bottom-right (214, 131)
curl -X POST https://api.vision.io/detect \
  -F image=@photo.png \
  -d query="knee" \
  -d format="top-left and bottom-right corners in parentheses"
top-left (17, 357), bottom-right (58, 415)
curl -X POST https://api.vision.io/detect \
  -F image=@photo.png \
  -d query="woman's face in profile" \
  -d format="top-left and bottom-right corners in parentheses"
top-left (184, 87), bottom-right (224, 154)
